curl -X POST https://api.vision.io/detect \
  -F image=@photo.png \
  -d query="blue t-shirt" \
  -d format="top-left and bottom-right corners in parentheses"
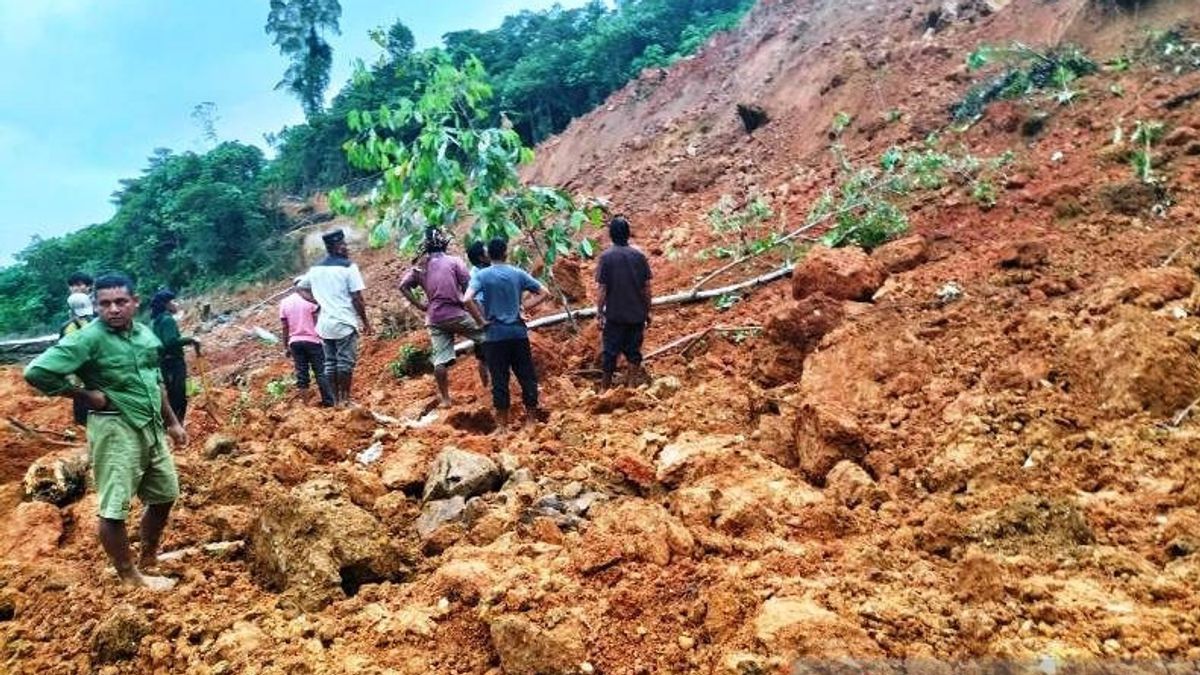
top-left (469, 264), bottom-right (542, 341)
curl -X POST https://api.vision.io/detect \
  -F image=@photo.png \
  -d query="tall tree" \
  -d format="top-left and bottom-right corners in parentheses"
top-left (265, 0), bottom-right (342, 118)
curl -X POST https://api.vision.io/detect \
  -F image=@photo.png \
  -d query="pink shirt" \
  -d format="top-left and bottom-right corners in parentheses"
top-left (279, 292), bottom-right (321, 345)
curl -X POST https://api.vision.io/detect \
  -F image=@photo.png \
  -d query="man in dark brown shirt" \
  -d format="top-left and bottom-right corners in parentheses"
top-left (594, 216), bottom-right (652, 391)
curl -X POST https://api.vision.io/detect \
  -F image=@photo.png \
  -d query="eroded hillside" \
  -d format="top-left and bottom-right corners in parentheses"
top-left (4, 1), bottom-right (1200, 673)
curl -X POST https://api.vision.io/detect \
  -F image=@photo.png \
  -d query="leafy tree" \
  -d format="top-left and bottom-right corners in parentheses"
top-left (334, 57), bottom-right (602, 271)
top-left (265, 0), bottom-right (342, 117)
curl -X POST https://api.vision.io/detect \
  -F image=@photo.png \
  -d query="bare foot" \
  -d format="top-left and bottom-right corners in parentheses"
top-left (119, 569), bottom-right (176, 592)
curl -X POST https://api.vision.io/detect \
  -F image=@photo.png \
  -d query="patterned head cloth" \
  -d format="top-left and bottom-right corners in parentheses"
top-left (423, 228), bottom-right (451, 254)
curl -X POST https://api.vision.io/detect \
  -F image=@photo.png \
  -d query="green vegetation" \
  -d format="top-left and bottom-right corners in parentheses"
top-left (334, 58), bottom-right (603, 270)
top-left (0, 142), bottom-right (289, 336)
top-left (269, 0), bottom-right (756, 195)
top-left (1130, 120), bottom-right (1166, 184)
top-left (388, 344), bottom-right (432, 379)
top-left (952, 42), bottom-right (1097, 124)
top-left (815, 130), bottom-right (1014, 250)
top-left (703, 196), bottom-right (779, 260)
top-left (265, 0), bottom-right (342, 118)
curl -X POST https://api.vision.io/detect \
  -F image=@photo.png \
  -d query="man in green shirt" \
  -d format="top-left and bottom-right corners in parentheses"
top-left (25, 273), bottom-right (187, 591)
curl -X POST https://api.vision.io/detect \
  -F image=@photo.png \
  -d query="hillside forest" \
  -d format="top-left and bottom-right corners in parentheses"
top-left (0, 0), bottom-right (755, 338)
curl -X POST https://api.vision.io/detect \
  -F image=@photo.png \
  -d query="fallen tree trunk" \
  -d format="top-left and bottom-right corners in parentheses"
top-left (454, 263), bottom-right (793, 353)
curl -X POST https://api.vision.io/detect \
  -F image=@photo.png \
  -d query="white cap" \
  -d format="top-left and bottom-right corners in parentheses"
top-left (68, 292), bottom-right (94, 318)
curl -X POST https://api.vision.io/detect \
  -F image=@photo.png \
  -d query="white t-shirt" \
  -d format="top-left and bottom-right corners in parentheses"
top-left (298, 261), bottom-right (366, 340)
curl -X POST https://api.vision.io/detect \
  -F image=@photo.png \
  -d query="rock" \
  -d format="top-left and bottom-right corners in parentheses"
top-left (247, 479), bottom-right (411, 611)
top-left (415, 497), bottom-right (467, 540)
top-left (92, 605), bottom-right (150, 663)
top-left (487, 615), bottom-right (586, 675)
top-left (824, 461), bottom-right (882, 508)
top-left (793, 403), bottom-right (869, 484)
top-left (646, 376), bottom-right (681, 399)
top-left (22, 447), bottom-right (88, 505)
top-left (203, 434), bottom-right (238, 459)
top-left (998, 240), bottom-right (1048, 269)
top-left (0, 501), bottom-right (62, 564)
top-left (656, 433), bottom-right (742, 487)
top-left (1162, 510), bottom-right (1200, 559)
top-left (431, 559), bottom-right (497, 604)
top-left (586, 499), bottom-right (694, 566)
top-left (966, 496), bottom-right (1095, 553)
top-left (612, 452), bottom-right (657, 489)
top-left (871, 235), bottom-right (928, 273)
top-left (765, 293), bottom-right (845, 350)
top-left (423, 448), bottom-right (500, 502)
top-left (753, 597), bottom-right (880, 660)
top-left (1088, 267), bottom-right (1195, 313)
top-left (202, 505), bottom-right (253, 541)
top-left (1065, 306), bottom-right (1200, 418)
top-left (551, 256), bottom-right (587, 303)
top-left (213, 621), bottom-right (265, 661)
top-left (792, 246), bottom-right (887, 302)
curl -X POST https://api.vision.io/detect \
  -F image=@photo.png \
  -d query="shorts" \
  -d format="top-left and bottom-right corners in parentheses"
top-left (322, 331), bottom-right (359, 375)
top-left (429, 315), bottom-right (485, 367)
top-left (87, 413), bottom-right (179, 521)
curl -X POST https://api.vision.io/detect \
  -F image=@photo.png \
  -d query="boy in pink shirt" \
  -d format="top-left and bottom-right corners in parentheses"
top-left (280, 279), bottom-right (334, 406)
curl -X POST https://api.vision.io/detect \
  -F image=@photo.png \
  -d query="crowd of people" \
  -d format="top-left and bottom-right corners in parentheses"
top-left (22, 215), bottom-right (653, 590)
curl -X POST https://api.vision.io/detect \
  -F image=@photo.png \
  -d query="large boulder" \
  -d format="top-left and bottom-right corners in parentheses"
top-left (581, 499), bottom-right (694, 567)
top-left (248, 480), bottom-right (411, 611)
top-left (0, 501), bottom-right (62, 564)
top-left (792, 246), bottom-right (886, 302)
top-left (423, 448), bottom-right (501, 502)
top-left (764, 293), bottom-right (845, 350)
top-left (23, 447), bottom-right (88, 505)
top-left (488, 615), bottom-right (587, 675)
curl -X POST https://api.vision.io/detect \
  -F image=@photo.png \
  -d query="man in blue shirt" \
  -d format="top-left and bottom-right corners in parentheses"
top-left (464, 238), bottom-right (550, 432)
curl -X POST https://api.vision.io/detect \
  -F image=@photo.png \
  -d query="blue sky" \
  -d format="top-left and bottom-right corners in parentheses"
top-left (0, 0), bottom-right (589, 265)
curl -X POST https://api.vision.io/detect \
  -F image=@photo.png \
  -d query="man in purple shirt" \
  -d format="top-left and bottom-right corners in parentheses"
top-left (399, 229), bottom-right (488, 407)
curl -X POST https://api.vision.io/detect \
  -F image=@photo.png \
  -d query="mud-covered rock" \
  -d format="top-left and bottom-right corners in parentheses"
top-left (1100, 180), bottom-right (1162, 215)
top-left (792, 245), bottom-right (886, 302)
top-left (203, 433), bottom-right (238, 459)
top-left (92, 605), bottom-right (150, 663)
top-left (585, 499), bottom-right (694, 566)
top-left (380, 441), bottom-right (430, 494)
top-left (656, 434), bottom-right (741, 486)
top-left (1088, 267), bottom-right (1195, 313)
top-left (997, 240), bottom-right (1048, 269)
top-left (488, 615), bottom-right (586, 675)
top-left (872, 234), bottom-right (928, 273)
top-left (423, 448), bottom-right (500, 502)
top-left (0, 501), bottom-right (62, 564)
top-left (22, 447), bottom-right (88, 506)
top-left (551, 256), bottom-right (588, 302)
top-left (765, 293), bottom-right (845, 350)
top-left (753, 596), bottom-right (880, 659)
top-left (824, 460), bottom-right (883, 508)
top-left (1065, 306), bottom-right (1200, 418)
top-left (248, 479), bottom-right (410, 611)
top-left (793, 402), bottom-right (869, 484)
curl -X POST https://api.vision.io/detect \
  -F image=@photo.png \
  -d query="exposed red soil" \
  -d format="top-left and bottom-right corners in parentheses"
top-left (5, 1), bottom-right (1200, 673)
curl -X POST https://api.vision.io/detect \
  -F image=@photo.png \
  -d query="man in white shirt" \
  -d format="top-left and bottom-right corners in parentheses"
top-left (297, 229), bottom-right (372, 406)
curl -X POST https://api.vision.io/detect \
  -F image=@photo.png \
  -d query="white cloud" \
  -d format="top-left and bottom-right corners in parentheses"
top-left (0, 0), bottom-right (92, 49)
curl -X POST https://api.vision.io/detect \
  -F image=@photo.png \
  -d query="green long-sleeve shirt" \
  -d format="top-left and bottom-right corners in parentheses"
top-left (24, 319), bottom-right (165, 430)
top-left (151, 313), bottom-right (195, 360)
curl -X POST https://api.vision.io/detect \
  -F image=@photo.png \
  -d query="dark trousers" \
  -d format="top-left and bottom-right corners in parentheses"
top-left (160, 357), bottom-right (188, 422)
top-left (602, 321), bottom-right (645, 374)
top-left (482, 338), bottom-right (539, 411)
top-left (291, 341), bottom-right (334, 406)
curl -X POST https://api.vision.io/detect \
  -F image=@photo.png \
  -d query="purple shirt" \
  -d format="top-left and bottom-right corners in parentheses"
top-left (399, 253), bottom-right (471, 325)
